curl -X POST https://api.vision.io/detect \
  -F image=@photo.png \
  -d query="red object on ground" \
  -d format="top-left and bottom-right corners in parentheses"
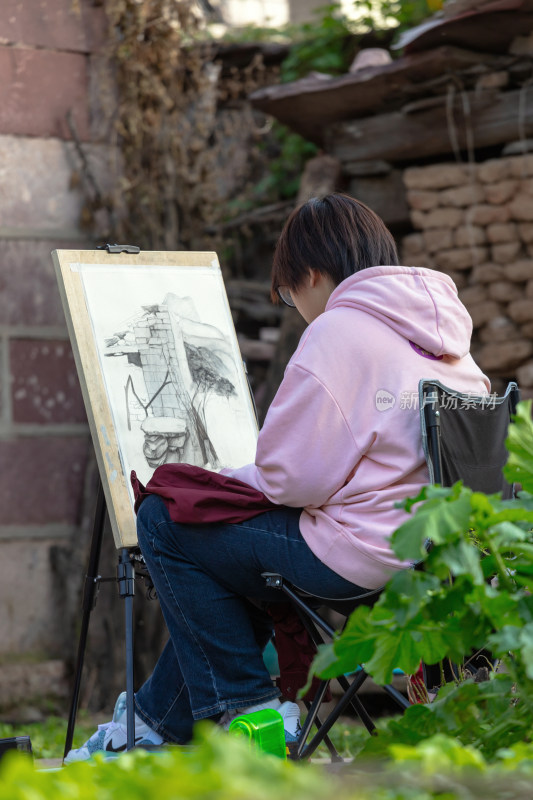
top-left (407, 663), bottom-right (430, 704)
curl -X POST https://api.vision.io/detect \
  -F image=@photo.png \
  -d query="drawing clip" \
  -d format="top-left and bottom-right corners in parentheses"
top-left (97, 244), bottom-right (141, 255)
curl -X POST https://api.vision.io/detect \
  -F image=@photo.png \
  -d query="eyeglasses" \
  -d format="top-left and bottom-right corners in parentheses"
top-left (276, 286), bottom-right (296, 308)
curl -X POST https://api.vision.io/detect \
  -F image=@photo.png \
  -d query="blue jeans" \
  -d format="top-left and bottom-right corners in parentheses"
top-left (134, 494), bottom-right (367, 743)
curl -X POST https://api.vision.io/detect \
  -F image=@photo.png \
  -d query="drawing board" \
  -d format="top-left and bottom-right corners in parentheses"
top-left (53, 249), bottom-right (258, 548)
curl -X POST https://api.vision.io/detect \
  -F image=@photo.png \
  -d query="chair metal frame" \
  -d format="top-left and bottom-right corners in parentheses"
top-left (262, 572), bottom-right (409, 761)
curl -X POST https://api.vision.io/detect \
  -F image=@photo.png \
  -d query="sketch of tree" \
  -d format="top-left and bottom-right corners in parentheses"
top-left (185, 342), bottom-right (236, 460)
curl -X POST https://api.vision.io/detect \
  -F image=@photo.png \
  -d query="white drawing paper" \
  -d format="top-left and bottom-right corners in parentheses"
top-left (78, 263), bottom-right (258, 501)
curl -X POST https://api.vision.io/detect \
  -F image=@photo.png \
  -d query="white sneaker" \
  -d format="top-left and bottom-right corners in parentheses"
top-left (64, 691), bottom-right (164, 763)
top-left (279, 701), bottom-right (301, 743)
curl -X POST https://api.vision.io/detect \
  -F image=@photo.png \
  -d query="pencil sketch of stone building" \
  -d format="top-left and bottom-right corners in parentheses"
top-left (104, 292), bottom-right (237, 471)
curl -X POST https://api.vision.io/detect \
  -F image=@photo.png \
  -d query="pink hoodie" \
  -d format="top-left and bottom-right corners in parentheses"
top-left (225, 266), bottom-right (490, 589)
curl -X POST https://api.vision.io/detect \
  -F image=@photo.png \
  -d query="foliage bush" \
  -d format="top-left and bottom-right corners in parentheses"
top-left (4, 725), bottom-right (533, 799)
top-left (0, 727), bottom-right (333, 800)
top-left (310, 400), bottom-right (533, 761)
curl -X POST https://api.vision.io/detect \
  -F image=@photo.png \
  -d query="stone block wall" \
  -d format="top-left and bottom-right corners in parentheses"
top-left (0, 0), bottom-right (114, 698)
top-left (401, 153), bottom-right (533, 396)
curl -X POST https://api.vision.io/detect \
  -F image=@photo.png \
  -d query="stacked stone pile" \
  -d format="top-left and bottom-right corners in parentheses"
top-left (401, 153), bottom-right (533, 395)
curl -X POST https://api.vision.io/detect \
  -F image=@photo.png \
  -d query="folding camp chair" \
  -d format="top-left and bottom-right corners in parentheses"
top-left (263, 379), bottom-right (520, 762)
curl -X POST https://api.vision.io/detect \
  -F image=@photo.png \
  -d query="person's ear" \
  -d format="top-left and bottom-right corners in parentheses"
top-left (308, 268), bottom-right (319, 288)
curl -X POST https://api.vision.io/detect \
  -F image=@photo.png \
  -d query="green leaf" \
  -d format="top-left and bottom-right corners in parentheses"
top-left (517, 593), bottom-right (533, 624)
top-left (389, 733), bottom-right (487, 770)
top-left (488, 625), bottom-right (522, 654)
top-left (365, 628), bottom-right (423, 684)
top-left (480, 589), bottom-right (522, 629)
top-left (329, 605), bottom-right (379, 670)
top-left (381, 569), bottom-right (442, 625)
top-left (485, 512), bottom-right (533, 533)
top-left (360, 705), bottom-right (436, 759)
top-left (299, 643), bottom-right (340, 696)
top-left (415, 627), bottom-right (450, 666)
top-left (504, 400), bottom-right (533, 492)
top-left (520, 623), bottom-right (533, 680)
top-left (391, 483), bottom-right (472, 561)
top-left (310, 642), bottom-right (341, 675)
top-left (439, 540), bottom-right (484, 585)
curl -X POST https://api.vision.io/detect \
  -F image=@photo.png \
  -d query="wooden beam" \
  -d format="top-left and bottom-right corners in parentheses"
top-left (327, 88), bottom-right (533, 164)
top-left (249, 47), bottom-right (512, 145)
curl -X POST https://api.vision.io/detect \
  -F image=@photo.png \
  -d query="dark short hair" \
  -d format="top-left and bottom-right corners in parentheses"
top-left (271, 194), bottom-right (399, 301)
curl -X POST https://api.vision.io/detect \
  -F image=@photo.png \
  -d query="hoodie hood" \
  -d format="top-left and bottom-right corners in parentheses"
top-left (326, 265), bottom-right (472, 360)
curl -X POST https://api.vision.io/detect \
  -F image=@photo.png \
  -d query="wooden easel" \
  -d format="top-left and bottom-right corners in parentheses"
top-left (53, 244), bottom-right (259, 759)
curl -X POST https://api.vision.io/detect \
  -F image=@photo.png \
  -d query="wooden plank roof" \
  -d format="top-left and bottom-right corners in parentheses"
top-left (249, 46), bottom-right (511, 145)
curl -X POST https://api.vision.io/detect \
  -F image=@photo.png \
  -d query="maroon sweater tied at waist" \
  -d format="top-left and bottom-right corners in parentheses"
top-left (131, 463), bottom-right (276, 523)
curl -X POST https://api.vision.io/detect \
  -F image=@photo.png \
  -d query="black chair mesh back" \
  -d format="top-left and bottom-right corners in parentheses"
top-left (420, 381), bottom-right (519, 501)
top-left (420, 381), bottom-right (519, 693)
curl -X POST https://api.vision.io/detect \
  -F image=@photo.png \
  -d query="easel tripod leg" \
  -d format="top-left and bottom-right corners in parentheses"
top-left (63, 483), bottom-right (107, 760)
top-left (117, 548), bottom-right (136, 751)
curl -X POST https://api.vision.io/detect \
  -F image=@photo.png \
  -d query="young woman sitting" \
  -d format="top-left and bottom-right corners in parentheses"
top-left (65, 194), bottom-right (489, 760)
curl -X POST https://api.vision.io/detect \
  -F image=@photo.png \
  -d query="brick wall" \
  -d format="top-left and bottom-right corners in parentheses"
top-left (0, 0), bottom-right (114, 684)
top-left (401, 153), bottom-right (533, 397)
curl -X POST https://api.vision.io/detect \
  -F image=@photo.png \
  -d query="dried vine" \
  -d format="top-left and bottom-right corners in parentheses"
top-left (101, 0), bottom-right (281, 258)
